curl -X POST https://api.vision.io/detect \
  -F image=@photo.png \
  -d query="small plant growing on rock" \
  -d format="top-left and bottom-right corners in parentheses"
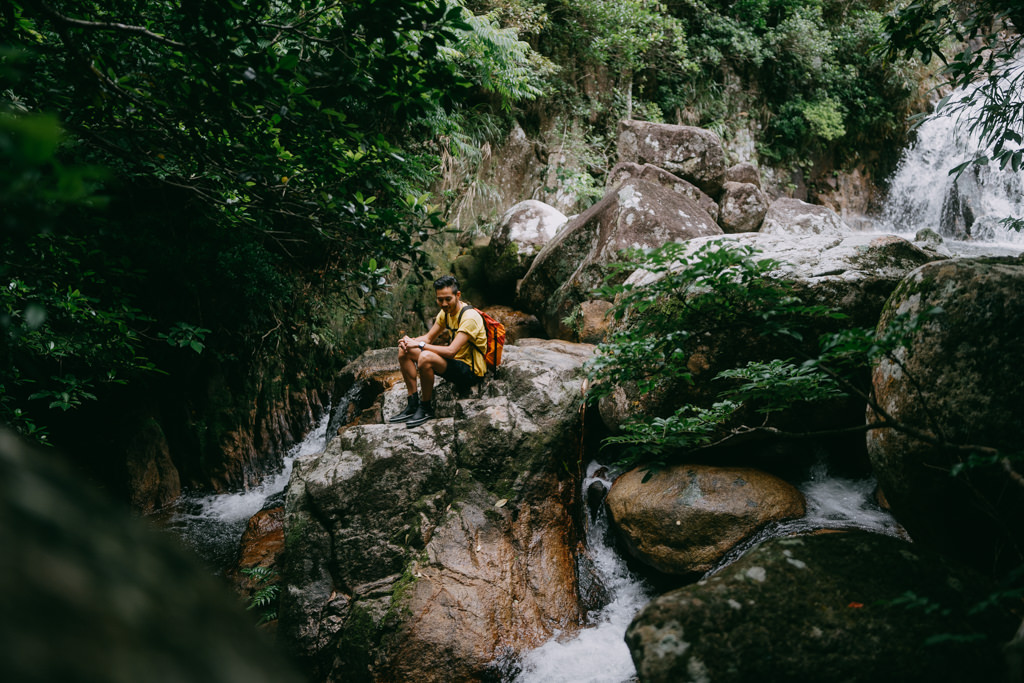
top-left (240, 566), bottom-right (280, 625)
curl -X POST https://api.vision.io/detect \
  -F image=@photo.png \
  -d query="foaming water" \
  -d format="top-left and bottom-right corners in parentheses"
top-left (166, 412), bottom-right (330, 570)
top-left (877, 61), bottom-right (1024, 250)
top-left (514, 461), bottom-right (653, 683)
top-left (515, 461), bottom-right (903, 682)
top-left (710, 461), bottom-right (906, 577)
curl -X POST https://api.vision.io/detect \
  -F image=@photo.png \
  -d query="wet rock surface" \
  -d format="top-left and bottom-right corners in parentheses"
top-left (626, 531), bottom-right (1015, 683)
top-left (280, 340), bottom-right (596, 682)
top-left (606, 464), bottom-right (806, 576)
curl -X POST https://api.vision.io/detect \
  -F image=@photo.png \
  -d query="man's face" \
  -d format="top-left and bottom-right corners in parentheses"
top-left (435, 286), bottom-right (460, 316)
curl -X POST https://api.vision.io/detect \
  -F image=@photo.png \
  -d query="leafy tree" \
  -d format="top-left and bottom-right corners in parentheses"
top-left (649, 0), bottom-right (918, 168)
top-left (880, 0), bottom-right (1024, 177)
top-left (0, 0), bottom-right (551, 456)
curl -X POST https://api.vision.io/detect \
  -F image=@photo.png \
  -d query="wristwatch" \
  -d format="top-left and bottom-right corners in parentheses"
top-left (419, 341), bottom-right (425, 350)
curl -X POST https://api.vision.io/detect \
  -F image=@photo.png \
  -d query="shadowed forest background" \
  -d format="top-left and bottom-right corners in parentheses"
top-left (2, 0), bottom-right (1022, 514)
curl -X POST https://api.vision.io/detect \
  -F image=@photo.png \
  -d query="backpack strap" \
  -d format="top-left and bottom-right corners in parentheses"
top-left (454, 303), bottom-right (486, 365)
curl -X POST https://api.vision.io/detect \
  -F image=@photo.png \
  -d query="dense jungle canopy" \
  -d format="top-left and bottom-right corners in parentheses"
top-left (2, 0), bottom-right (1021, 493)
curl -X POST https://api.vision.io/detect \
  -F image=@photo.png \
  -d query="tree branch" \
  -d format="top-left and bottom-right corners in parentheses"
top-left (30, 0), bottom-right (186, 48)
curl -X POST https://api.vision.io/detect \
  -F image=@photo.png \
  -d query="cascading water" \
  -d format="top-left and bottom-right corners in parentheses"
top-left (513, 460), bottom-right (903, 683)
top-left (165, 412), bottom-right (330, 571)
top-left (514, 462), bottom-right (654, 683)
top-left (878, 61), bottom-right (1024, 251)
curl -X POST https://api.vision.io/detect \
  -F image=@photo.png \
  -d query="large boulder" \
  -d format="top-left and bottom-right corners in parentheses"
top-left (626, 531), bottom-right (1015, 682)
top-left (616, 121), bottom-right (727, 196)
top-left (606, 464), bottom-right (805, 576)
top-left (599, 232), bottom-right (939, 434)
top-left (606, 162), bottom-right (720, 222)
top-left (487, 200), bottom-right (568, 300)
top-left (516, 176), bottom-right (722, 339)
top-left (866, 256), bottom-right (1024, 575)
top-left (717, 180), bottom-right (769, 233)
top-left (280, 340), bottom-right (597, 682)
top-left (760, 197), bottom-right (852, 236)
top-left (0, 429), bottom-right (305, 683)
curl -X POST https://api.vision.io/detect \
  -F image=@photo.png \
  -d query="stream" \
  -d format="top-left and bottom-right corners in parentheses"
top-left (161, 71), bottom-right (1023, 680)
top-left (164, 413), bottom-right (331, 572)
top-left (512, 459), bottom-right (903, 683)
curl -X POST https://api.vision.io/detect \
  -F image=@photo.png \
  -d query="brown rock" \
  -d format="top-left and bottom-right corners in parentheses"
top-left (726, 161), bottom-right (761, 187)
top-left (482, 305), bottom-right (544, 343)
top-left (606, 464), bottom-right (806, 575)
top-left (237, 506), bottom-right (286, 571)
top-left (125, 417), bottom-right (181, 513)
top-left (384, 486), bottom-right (583, 682)
top-left (575, 299), bottom-right (614, 343)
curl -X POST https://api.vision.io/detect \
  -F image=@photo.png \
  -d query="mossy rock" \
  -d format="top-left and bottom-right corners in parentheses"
top-left (627, 531), bottom-right (1015, 682)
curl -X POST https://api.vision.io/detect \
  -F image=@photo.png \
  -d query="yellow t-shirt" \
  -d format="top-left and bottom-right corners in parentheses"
top-left (435, 304), bottom-right (487, 377)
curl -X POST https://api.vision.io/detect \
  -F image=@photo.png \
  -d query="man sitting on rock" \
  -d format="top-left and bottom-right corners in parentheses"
top-left (391, 275), bottom-right (486, 427)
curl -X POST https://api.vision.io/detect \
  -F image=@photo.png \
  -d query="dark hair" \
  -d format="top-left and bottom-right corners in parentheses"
top-left (433, 275), bottom-right (460, 293)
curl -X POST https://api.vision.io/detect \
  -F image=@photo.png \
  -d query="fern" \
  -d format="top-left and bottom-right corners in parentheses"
top-left (240, 566), bottom-right (281, 624)
top-left (439, 3), bottom-right (558, 108)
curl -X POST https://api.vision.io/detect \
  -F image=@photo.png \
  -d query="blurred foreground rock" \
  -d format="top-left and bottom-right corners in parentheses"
top-left (0, 429), bottom-right (303, 683)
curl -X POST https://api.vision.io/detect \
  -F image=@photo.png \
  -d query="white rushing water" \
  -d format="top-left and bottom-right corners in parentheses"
top-left (515, 461), bottom-right (653, 683)
top-left (166, 412), bottom-right (330, 570)
top-left (515, 460), bottom-right (903, 682)
top-left (877, 60), bottom-right (1024, 252)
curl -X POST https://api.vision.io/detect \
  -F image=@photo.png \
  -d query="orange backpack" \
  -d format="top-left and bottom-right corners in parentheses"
top-left (457, 305), bottom-right (506, 372)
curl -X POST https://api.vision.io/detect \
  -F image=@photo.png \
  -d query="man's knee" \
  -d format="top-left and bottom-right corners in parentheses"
top-left (418, 350), bottom-right (443, 371)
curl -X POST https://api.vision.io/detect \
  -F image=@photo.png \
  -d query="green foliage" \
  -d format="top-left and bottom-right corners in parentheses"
top-left (653, 0), bottom-right (917, 166)
top-left (586, 241), bottom-right (940, 467)
top-left (588, 240), bottom-right (839, 399)
top-left (158, 322), bottom-right (211, 354)
top-left (717, 359), bottom-right (845, 413)
top-left (1, 0), bottom-right (553, 447)
top-left (604, 400), bottom-right (742, 458)
top-left (569, 0), bottom-right (689, 75)
top-left (439, 3), bottom-right (558, 107)
top-left (240, 566), bottom-right (280, 624)
top-left (880, 0), bottom-right (1024, 205)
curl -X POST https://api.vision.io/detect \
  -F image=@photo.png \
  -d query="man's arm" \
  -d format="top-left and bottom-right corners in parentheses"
top-left (399, 321), bottom-right (442, 352)
top-left (401, 327), bottom-right (470, 359)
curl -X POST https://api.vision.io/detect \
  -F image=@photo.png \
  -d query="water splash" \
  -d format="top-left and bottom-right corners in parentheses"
top-left (879, 62), bottom-right (1024, 249)
top-left (514, 461), bottom-right (653, 683)
top-left (165, 411), bottom-right (330, 570)
top-left (515, 460), bottom-right (903, 682)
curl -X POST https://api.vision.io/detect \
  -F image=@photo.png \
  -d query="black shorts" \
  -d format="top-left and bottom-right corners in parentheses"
top-left (440, 359), bottom-right (481, 387)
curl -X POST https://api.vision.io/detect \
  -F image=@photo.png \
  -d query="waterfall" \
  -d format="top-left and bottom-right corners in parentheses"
top-left (878, 62), bottom-right (1024, 250)
top-left (514, 460), bottom-right (903, 682)
top-left (165, 412), bottom-right (330, 571)
top-left (514, 461), bottom-right (653, 683)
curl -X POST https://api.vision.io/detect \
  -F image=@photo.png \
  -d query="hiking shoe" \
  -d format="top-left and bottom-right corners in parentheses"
top-left (389, 394), bottom-right (420, 423)
top-left (405, 401), bottom-right (434, 428)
